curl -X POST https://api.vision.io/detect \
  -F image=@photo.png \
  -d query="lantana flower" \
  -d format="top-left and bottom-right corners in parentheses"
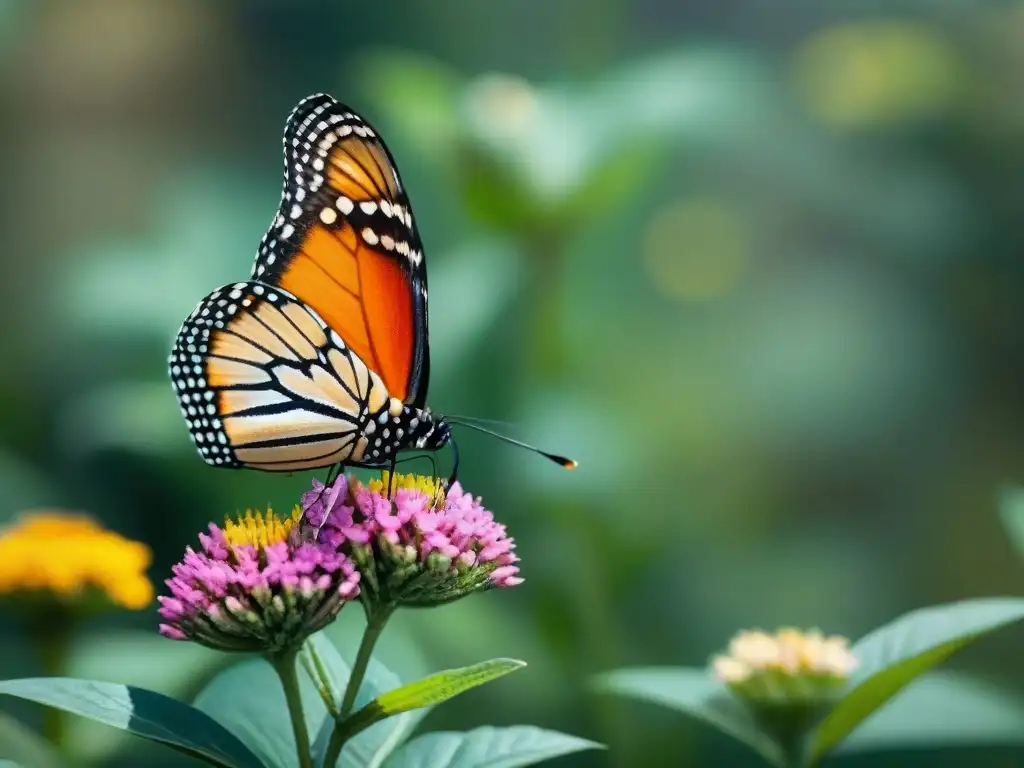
top-left (158, 505), bottom-right (360, 655)
top-left (0, 511), bottom-right (153, 610)
top-left (712, 627), bottom-right (858, 756)
top-left (713, 627), bottom-right (858, 704)
top-left (302, 472), bottom-right (521, 613)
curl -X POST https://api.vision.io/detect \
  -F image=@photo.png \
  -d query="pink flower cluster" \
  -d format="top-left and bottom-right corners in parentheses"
top-left (159, 474), bottom-right (520, 649)
top-left (158, 510), bottom-right (360, 653)
top-left (304, 475), bottom-right (522, 590)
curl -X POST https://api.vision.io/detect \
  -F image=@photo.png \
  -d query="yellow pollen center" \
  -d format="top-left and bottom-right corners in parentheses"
top-left (222, 506), bottom-right (301, 548)
top-left (368, 472), bottom-right (444, 501)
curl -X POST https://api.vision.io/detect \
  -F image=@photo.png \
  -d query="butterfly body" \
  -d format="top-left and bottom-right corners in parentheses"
top-left (169, 94), bottom-right (447, 473)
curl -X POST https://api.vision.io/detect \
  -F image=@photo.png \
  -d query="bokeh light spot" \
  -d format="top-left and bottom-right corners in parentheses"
top-left (793, 21), bottom-right (965, 129)
top-left (643, 197), bottom-right (748, 301)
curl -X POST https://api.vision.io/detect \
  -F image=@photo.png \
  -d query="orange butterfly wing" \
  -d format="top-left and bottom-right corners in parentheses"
top-left (252, 94), bottom-right (429, 406)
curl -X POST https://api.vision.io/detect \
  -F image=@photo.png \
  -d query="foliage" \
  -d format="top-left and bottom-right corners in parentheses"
top-left (0, 631), bottom-right (597, 768)
top-left (595, 599), bottom-right (1024, 766)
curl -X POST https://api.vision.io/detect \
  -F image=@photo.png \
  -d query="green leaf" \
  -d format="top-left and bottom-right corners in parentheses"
top-left (339, 660), bottom-right (526, 745)
top-left (999, 485), bottom-right (1024, 559)
top-left (0, 712), bottom-right (65, 768)
top-left (305, 632), bottom-right (426, 768)
top-left (809, 597), bottom-right (1024, 762)
top-left (383, 725), bottom-right (602, 768)
top-left (66, 629), bottom-right (225, 762)
top-left (194, 658), bottom-right (325, 768)
top-left (593, 667), bottom-right (785, 765)
top-left (0, 761), bottom-right (24, 768)
top-left (838, 671), bottom-right (1024, 754)
top-left (0, 677), bottom-right (265, 768)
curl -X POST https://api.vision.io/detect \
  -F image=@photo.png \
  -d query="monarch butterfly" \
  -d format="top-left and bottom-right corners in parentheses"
top-left (169, 93), bottom-right (574, 479)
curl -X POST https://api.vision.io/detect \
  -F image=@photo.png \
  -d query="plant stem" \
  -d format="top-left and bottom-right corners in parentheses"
top-left (270, 648), bottom-right (314, 768)
top-left (323, 605), bottom-right (394, 766)
top-left (31, 607), bottom-right (72, 749)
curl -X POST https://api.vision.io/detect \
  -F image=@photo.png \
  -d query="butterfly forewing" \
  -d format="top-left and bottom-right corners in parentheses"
top-left (169, 281), bottom-right (393, 472)
top-left (251, 93), bottom-right (430, 409)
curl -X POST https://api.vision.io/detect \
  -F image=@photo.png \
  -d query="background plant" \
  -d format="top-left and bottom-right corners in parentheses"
top-left (596, 599), bottom-right (1024, 767)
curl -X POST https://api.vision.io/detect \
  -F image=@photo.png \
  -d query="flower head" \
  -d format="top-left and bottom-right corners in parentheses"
top-left (713, 628), bottom-right (857, 704)
top-left (158, 504), bottom-right (360, 654)
top-left (309, 472), bottom-right (521, 609)
top-left (0, 511), bottom-right (153, 610)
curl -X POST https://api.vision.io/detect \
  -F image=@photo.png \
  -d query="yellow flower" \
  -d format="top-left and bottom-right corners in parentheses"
top-left (0, 511), bottom-right (153, 609)
top-left (222, 506), bottom-right (300, 548)
top-left (366, 471), bottom-right (444, 502)
top-left (712, 628), bottom-right (857, 704)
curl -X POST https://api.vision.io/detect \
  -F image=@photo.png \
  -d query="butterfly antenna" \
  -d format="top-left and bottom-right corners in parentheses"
top-left (443, 414), bottom-right (521, 430)
top-left (447, 419), bottom-right (577, 470)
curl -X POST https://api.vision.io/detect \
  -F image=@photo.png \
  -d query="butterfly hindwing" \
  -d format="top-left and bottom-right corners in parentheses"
top-left (169, 281), bottom-right (393, 472)
top-left (251, 94), bottom-right (430, 409)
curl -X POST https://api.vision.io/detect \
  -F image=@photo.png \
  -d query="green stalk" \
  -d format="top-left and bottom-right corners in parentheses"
top-left (31, 605), bottom-right (73, 749)
top-left (322, 604), bottom-right (395, 766)
top-left (269, 648), bottom-right (314, 768)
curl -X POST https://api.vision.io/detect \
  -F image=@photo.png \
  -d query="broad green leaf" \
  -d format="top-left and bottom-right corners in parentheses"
top-left (838, 671), bottom-right (1024, 754)
top-left (67, 629), bottom-right (224, 761)
top-left (194, 657), bottom-right (324, 768)
top-left (0, 712), bottom-right (65, 768)
top-left (305, 632), bottom-right (426, 768)
top-left (0, 677), bottom-right (264, 768)
top-left (593, 668), bottom-right (785, 766)
top-left (998, 485), bottom-right (1024, 559)
top-left (383, 726), bottom-right (602, 768)
top-left (809, 597), bottom-right (1024, 761)
top-left (339, 660), bottom-right (526, 745)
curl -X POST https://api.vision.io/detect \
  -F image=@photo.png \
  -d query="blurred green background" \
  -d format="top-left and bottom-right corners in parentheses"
top-left (3, 0), bottom-right (1024, 765)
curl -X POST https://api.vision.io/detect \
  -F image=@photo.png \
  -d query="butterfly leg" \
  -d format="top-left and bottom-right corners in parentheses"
top-left (387, 456), bottom-right (398, 497)
top-left (447, 438), bottom-right (460, 488)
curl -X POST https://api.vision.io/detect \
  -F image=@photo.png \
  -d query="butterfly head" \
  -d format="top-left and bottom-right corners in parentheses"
top-left (409, 407), bottom-right (451, 452)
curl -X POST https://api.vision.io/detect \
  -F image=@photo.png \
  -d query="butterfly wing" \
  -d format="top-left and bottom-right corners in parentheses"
top-left (251, 93), bottom-right (430, 410)
top-left (169, 281), bottom-right (392, 472)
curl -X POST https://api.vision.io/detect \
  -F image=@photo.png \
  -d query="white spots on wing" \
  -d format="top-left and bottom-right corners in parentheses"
top-left (361, 228), bottom-right (379, 246)
top-left (380, 234), bottom-right (395, 251)
top-left (318, 132), bottom-right (336, 152)
top-left (294, 189), bottom-right (305, 202)
top-left (359, 201), bottom-right (377, 215)
top-left (313, 158), bottom-right (325, 171)
top-left (289, 204), bottom-right (302, 219)
top-left (389, 203), bottom-right (414, 229)
top-left (320, 207), bottom-right (338, 225)
top-left (336, 196), bottom-right (354, 215)
top-left (280, 223), bottom-right (295, 240)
